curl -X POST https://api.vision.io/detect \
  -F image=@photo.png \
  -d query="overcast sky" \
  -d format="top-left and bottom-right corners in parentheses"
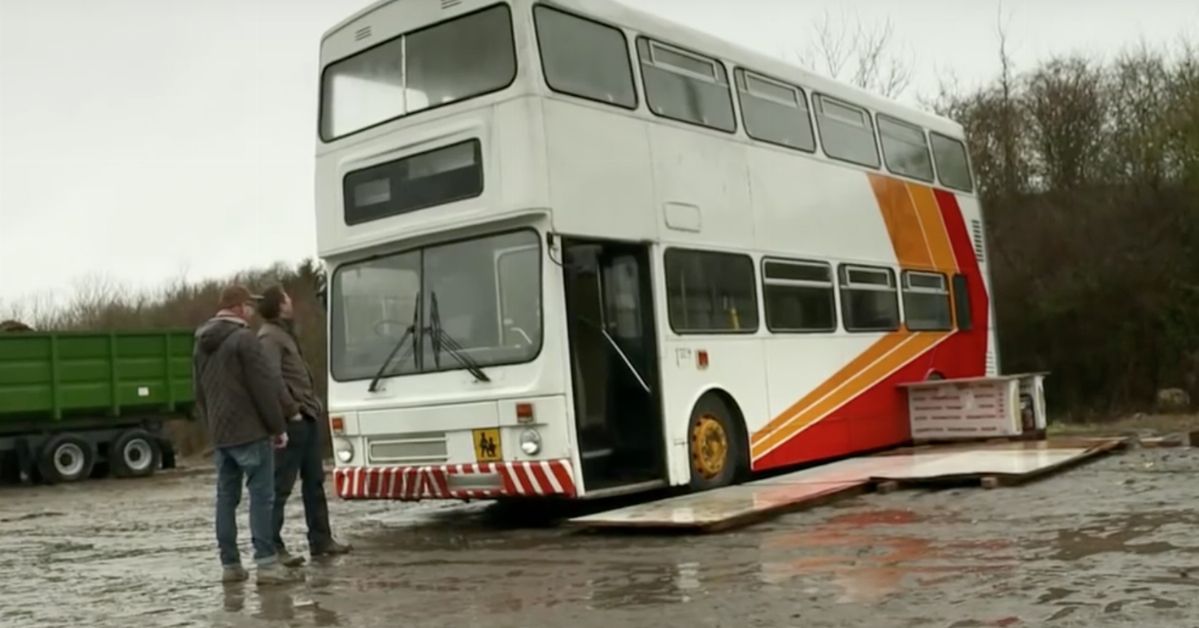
top-left (1, 0), bottom-right (1196, 308)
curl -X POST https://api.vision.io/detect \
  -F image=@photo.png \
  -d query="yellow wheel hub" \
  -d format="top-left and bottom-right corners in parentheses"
top-left (691, 415), bottom-right (729, 480)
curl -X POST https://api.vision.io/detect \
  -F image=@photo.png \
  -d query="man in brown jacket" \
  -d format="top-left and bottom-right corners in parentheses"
top-left (257, 285), bottom-right (351, 566)
top-left (193, 285), bottom-right (303, 585)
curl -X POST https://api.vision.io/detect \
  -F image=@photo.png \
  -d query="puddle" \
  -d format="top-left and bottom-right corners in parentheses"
top-left (757, 507), bottom-right (1014, 602)
top-left (1033, 511), bottom-right (1199, 561)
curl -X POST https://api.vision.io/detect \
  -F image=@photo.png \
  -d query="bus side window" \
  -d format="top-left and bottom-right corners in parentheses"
top-left (534, 6), bottom-right (637, 109)
top-left (901, 270), bottom-right (952, 331)
top-left (839, 265), bottom-right (900, 332)
top-left (637, 38), bottom-right (736, 133)
top-left (878, 115), bottom-right (935, 182)
top-left (931, 133), bottom-right (975, 193)
top-left (814, 94), bottom-right (881, 169)
top-left (736, 69), bottom-right (816, 153)
top-left (665, 249), bottom-right (758, 333)
top-left (952, 273), bottom-right (974, 331)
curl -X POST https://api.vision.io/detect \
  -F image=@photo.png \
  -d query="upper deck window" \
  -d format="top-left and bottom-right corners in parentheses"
top-left (814, 94), bottom-right (881, 169)
top-left (930, 132), bottom-right (975, 193)
top-left (320, 5), bottom-right (516, 141)
top-left (534, 6), bottom-right (637, 109)
top-left (736, 69), bottom-right (816, 153)
top-left (637, 39), bottom-right (736, 133)
top-left (878, 115), bottom-right (934, 182)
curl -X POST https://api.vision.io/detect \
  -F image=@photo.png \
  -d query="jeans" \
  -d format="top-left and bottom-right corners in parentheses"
top-left (215, 439), bottom-right (276, 567)
top-left (272, 418), bottom-right (333, 553)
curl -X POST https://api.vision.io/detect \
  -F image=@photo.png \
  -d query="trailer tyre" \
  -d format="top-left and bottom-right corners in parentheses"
top-left (112, 429), bottom-right (161, 478)
top-left (38, 435), bottom-right (95, 484)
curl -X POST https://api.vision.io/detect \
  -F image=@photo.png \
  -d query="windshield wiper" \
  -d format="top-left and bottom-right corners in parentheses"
top-left (428, 291), bottom-right (491, 383)
top-left (368, 295), bottom-right (421, 393)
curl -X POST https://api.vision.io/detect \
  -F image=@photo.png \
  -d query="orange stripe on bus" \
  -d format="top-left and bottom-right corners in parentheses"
top-left (869, 175), bottom-right (932, 269)
top-left (751, 331), bottom-right (911, 439)
top-left (906, 182), bottom-right (959, 273)
top-left (751, 331), bottom-right (948, 459)
top-left (750, 174), bottom-right (964, 462)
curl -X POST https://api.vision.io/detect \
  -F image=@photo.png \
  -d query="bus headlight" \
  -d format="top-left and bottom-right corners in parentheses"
top-left (520, 429), bottom-right (542, 456)
top-left (333, 438), bottom-right (354, 463)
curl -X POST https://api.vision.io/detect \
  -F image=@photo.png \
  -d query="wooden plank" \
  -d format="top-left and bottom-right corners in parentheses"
top-left (701, 483), bottom-right (869, 533)
top-left (570, 438), bottom-right (1129, 533)
top-left (881, 440), bottom-right (1123, 490)
top-left (570, 481), bottom-right (868, 533)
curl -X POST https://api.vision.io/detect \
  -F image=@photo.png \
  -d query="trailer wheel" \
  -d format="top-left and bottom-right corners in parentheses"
top-left (38, 435), bottom-right (95, 484)
top-left (687, 395), bottom-right (745, 491)
top-left (111, 429), bottom-right (161, 478)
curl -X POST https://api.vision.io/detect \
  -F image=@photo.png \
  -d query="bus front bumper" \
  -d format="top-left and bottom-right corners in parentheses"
top-left (333, 459), bottom-right (577, 501)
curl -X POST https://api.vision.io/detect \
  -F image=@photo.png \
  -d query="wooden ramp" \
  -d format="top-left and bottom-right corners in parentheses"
top-left (569, 438), bottom-right (1125, 533)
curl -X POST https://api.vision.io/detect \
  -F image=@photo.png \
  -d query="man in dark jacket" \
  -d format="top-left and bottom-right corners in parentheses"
top-left (193, 285), bottom-right (303, 585)
top-left (257, 285), bottom-right (351, 566)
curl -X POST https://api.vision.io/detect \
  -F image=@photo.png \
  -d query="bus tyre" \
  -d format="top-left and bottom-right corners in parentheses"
top-left (38, 435), bottom-right (95, 485)
top-left (687, 396), bottom-right (744, 491)
top-left (111, 429), bottom-right (161, 478)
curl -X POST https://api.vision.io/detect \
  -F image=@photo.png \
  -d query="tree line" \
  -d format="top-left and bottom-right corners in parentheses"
top-left (934, 43), bottom-right (1199, 415)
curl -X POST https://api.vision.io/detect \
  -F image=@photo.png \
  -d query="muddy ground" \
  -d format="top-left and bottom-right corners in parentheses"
top-left (3, 447), bottom-right (1199, 628)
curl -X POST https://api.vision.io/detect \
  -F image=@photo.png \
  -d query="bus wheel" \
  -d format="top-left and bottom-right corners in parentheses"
top-left (111, 429), bottom-right (161, 478)
top-left (38, 435), bottom-right (95, 485)
top-left (688, 396), bottom-right (743, 491)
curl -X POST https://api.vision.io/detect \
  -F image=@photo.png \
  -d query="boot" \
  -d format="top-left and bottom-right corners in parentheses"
top-left (256, 562), bottom-right (305, 586)
top-left (277, 548), bottom-right (306, 568)
top-left (222, 565), bottom-right (249, 583)
top-left (311, 539), bottom-right (352, 557)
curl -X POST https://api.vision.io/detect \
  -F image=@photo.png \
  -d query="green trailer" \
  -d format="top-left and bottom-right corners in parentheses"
top-left (0, 329), bottom-right (195, 484)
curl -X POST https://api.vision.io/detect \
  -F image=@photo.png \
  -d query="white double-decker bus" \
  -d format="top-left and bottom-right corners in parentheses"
top-left (317, 0), bottom-right (997, 502)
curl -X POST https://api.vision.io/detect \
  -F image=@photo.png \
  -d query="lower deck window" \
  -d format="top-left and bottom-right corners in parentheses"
top-left (840, 265), bottom-right (899, 332)
top-left (902, 271), bottom-right (952, 331)
top-left (763, 259), bottom-right (835, 332)
top-left (953, 273), bottom-right (974, 331)
top-left (666, 249), bottom-right (758, 333)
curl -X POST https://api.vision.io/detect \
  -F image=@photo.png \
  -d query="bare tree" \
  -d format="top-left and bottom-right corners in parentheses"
top-left (795, 9), bottom-right (913, 99)
top-left (995, 2), bottom-right (1022, 197)
top-left (1025, 56), bottom-right (1107, 191)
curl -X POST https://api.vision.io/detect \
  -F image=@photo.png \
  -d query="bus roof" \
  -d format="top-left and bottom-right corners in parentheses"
top-left (321, 0), bottom-right (964, 137)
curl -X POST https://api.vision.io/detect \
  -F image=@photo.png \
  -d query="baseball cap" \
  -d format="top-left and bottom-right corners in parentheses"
top-left (217, 284), bottom-right (263, 310)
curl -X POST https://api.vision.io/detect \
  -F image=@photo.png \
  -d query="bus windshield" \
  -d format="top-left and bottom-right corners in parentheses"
top-left (331, 230), bottom-right (542, 381)
top-left (320, 4), bottom-right (516, 140)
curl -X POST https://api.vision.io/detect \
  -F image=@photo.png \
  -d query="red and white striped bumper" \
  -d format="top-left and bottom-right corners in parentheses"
top-left (333, 460), bottom-right (578, 501)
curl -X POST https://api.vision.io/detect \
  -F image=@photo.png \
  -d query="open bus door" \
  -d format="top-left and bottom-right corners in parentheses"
top-left (562, 239), bottom-right (666, 494)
